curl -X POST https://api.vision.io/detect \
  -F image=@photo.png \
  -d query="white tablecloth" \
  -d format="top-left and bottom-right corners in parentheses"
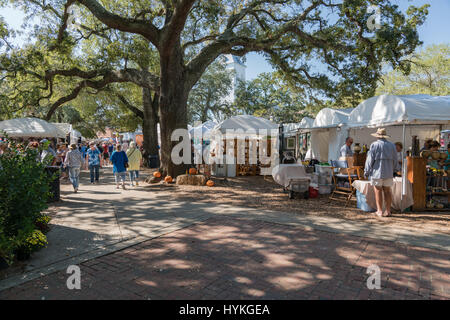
top-left (272, 164), bottom-right (310, 188)
top-left (352, 178), bottom-right (414, 211)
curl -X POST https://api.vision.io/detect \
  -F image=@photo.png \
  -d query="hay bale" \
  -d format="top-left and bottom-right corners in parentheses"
top-left (176, 174), bottom-right (207, 186)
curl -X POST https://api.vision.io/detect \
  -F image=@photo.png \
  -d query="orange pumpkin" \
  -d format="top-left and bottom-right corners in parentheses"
top-left (189, 168), bottom-right (197, 175)
top-left (206, 180), bottom-right (215, 187)
top-left (165, 176), bottom-right (173, 183)
top-left (153, 171), bottom-right (161, 178)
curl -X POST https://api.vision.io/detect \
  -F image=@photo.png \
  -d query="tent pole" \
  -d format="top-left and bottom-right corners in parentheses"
top-left (401, 124), bottom-right (407, 212)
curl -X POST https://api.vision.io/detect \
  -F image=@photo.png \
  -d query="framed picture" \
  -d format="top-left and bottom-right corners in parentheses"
top-left (286, 137), bottom-right (296, 149)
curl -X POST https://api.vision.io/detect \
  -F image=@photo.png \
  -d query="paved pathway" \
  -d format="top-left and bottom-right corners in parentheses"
top-left (0, 169), bottom-right (449, 299)
top-left (1, 217), bottom-right (449, 300)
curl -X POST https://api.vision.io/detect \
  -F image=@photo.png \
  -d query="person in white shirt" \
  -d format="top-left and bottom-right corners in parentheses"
top-left (340, 137), bottom-right (354, 157)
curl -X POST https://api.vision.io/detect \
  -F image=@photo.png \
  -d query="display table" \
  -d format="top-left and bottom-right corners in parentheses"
top-left (352, 178), bottom-right (414, 211)
top-left (272, 164), bottom-right (309, 188)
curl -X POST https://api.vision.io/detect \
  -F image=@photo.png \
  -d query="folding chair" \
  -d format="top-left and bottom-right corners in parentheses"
top-left (329, 160), bottom-right (363, 207)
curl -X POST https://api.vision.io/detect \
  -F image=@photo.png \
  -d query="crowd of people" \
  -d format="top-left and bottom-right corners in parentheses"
top-left (0, 137), bottom-right (144, 193)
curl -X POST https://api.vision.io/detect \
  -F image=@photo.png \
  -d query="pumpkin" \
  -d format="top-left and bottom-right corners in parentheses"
top-left (189, 168), bottom-right (197, 175)
top-left (153, 171), bottom-right (161, 178)
top-left (206, 180), bottom-right (215, 187)
top-left (165, 176), bottom-right (173, 183)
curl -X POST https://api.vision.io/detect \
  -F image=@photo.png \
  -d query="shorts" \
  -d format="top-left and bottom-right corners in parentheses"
top-left (371, 178), bottom-right (394, 188)
top-left (103, 153), bottom-right (109, 160)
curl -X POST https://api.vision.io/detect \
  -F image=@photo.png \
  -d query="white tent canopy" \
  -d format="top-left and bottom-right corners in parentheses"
top-left (312, 108), bottom-right (353, 129)
top-left (0, 118), bottom-right (62, 138)
top-left (348, 94), bottom-right (450, 128)
top-left (189, 120), bottom-right (217, 140)
top-left (300, 117), bottom-right (315, 129)
top-left (53, 123), bottom-right (72, 138)
top-left (308, 109), bottom-right (353, 162)
top-left (212, 115), bottom-right (279, 137)
top-left (346, 94), bottom-right (450, 154)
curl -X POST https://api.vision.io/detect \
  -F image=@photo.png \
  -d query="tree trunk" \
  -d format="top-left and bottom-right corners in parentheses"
top-left (142, 88), bottom-right (159, 163)
top-left (159, 45), bottom-right (189, 177)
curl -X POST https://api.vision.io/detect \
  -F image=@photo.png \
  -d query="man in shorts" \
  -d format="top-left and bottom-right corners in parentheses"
top-left (364, 128), bottom-right (400, 218)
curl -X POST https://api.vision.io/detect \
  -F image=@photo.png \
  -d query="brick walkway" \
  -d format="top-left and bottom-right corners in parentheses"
top-left (0, 217), bottom-right (449, 300)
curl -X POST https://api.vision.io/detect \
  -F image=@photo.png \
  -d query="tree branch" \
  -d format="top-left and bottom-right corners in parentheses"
top-left (74, 0), bottom-right (161, 47)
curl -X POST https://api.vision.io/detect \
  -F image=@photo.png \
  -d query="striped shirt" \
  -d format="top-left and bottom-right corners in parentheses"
top-left (64, 149), bottom-right (83, 168)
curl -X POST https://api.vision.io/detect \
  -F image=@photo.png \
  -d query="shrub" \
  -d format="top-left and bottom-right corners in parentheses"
top-left (0, 138), bottom-right (53, 264)
top-left (35, 214), bottom-right (52, 234)
top-left (15, 230), bottom-right (48, 261)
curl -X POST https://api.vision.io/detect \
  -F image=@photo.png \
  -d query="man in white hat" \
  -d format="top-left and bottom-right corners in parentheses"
top-left (364, 128), bottom-right (400, 217)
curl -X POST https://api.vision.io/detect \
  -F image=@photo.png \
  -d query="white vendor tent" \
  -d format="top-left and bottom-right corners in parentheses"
top-left (189, 120), bottom-right (217, 141)
top-left (299, 117), bottom-right (315, 129)
top-left (346, 95), bottom-right (450, 152)
top-left (212, 115), bottom-right (279, 138)
top-left (0, 118), bottom-right (62, 138)
top-left (54, 122), bottom-right (86, 143)
top-left (282, 117), bottom-right (315, 138)
top-left (53, 123), bottom-right (72, 138)
top-left (282, 123), bottom-right (302, 137)
top-left (309, 108), bottom-right (354, 162)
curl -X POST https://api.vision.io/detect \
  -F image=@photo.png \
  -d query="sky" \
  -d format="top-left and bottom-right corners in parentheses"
top-left (1, 0), bottom-right (449, 80)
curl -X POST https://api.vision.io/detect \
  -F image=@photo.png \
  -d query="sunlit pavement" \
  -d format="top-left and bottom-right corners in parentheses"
top-left (1, 216), bottom-right (449, 300)
top-left (0, 169), bottom-right (449, 300)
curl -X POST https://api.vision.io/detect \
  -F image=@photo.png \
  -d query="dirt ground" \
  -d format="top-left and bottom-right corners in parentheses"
top-left (142, 169), bottom-right (450, 235)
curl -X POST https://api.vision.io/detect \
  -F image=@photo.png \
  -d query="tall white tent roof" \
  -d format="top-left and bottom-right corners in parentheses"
top-left (300, 117), bottom-right (315, 129)
top-left (212, 115), bottom-right (279, 134)
top-left (348, 95), bottom-right (450, 127)
top-left (312, 108), bottom-right (353, 128)
top-left (189, 120), bottom-right (217, 139)
top-left (53, 123), bottom-right (72, 137)
top-left (0, 118), bottom-right (62, 138)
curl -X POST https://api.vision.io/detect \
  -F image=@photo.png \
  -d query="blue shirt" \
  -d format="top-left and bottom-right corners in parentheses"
top-left (364, 139), bottom-right (400, 179)
top-left (86, 147), bottom-right (101, 166)
top-left (108, 145), bottom-right (114, 153)
top-left (110, 151), bottom-right (128, 173)
top-left (81, 146), bottom-right (87, 158)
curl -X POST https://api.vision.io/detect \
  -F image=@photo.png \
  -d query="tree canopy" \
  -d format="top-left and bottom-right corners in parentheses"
top-left (377, 43), bottom-right (450, 96)
top-left (0, 0), bottom-right (430, 175)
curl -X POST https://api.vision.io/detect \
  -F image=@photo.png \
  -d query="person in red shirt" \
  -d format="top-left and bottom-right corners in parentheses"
top-left (102, 143), bottom-right (110, 166)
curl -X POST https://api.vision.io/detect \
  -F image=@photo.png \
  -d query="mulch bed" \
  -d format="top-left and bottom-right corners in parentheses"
top-left (141, 169), bottom-right (450, 235)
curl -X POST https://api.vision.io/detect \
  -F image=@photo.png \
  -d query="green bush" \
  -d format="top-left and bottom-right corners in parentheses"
top-left (35, 214), bottom-right (52, 234)
top-left (0, 138), bottom-right (53, 264)
top-left (15, 230), bottom-right (48, 260)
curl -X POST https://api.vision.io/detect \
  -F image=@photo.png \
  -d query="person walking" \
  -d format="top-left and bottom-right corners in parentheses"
top-left (364, 128), bottom-right (400, 218)
top-left (64, 144), bottom-right (83, 193)
top-left (110, 144), bottom-right (129, 190)
top-left (122, 140), bottom-right (129, 153)
top-left (86, 142), bottom-right (102, 184)
top-left (102, 142), bottom-right (110, 166)
top-left (126, 142), bottom-right (143, 187)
